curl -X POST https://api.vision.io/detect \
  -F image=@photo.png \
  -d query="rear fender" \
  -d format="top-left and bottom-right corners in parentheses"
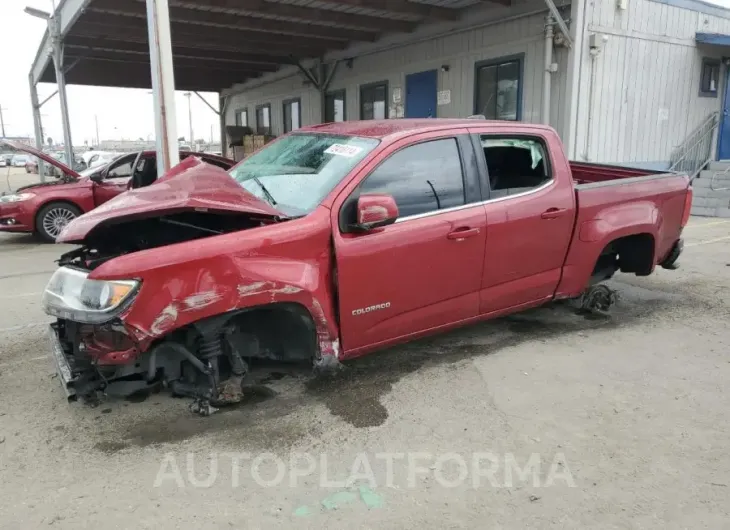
top-left (556, 201), bottom-right (659, 297)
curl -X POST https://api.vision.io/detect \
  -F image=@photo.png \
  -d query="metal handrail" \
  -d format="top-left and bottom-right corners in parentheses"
top-left (669, 111), bottom-right (720, 180)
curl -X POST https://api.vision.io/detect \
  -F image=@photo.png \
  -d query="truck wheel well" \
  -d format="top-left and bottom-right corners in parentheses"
top-left (184, 303), bottom-right (319, 364)
top-left (592, 233), bottom-right (655, 283)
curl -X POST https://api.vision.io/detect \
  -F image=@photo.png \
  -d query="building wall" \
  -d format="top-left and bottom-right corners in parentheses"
top-left (224, 7), bottom-right (571, 144)
top-left (572, 0), bottom-right (730, 166)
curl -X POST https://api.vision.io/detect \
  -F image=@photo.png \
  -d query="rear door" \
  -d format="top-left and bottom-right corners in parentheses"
top-left (333, 130), bottom-right (487, 354)
top-left (470, 131), bottom-right (576, 313)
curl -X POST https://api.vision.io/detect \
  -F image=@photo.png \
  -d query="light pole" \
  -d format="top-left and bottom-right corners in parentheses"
top-left (184, 92), bottom-right (194, 147)
top-left (0, 103), bottom-right (6, 137)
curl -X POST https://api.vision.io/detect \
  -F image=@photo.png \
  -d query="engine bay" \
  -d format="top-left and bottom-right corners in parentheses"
top-left (58, 211), bottom-right (277, 270)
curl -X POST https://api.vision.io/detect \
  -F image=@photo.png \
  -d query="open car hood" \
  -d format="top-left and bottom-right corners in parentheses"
top-left (0, 139), bottom-right (80, 179)
top-left (57, 156), bottom-right (284, 243)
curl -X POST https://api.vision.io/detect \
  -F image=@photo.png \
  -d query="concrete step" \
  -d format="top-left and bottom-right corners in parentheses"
top-left (708, 161), bottom-right (730, 171)
top-left (692, 187), bottom-right (730, 199)
top-left (691, 206), bottom-right (717, 217)
top-left (693, 172), bottom-right (730, 188)
top-left (690, 205), bottom-right (730, 217)
top-left (691, 196), bottom-right (730, 209)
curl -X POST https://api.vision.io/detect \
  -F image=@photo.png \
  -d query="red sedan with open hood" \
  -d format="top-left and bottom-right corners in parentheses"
top-left (0, 140), bottom-right (235, 242)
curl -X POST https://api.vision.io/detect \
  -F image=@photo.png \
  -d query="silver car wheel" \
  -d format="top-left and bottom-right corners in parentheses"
top-left (42, 207), bottom-right (77, 238)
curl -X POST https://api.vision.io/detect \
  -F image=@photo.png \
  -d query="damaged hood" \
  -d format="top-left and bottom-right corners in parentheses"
top-left (57, 156), bottom-right (285, 243)
top-left (0, 139), bottom-right (81, 179)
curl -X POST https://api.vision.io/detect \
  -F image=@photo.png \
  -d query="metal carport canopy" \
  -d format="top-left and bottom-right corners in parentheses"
top-left (30, 0), bottom-right (512, 93)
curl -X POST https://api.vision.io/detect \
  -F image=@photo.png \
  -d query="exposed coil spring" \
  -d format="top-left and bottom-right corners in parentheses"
top-left (198, 335), bottom-right (224, 360)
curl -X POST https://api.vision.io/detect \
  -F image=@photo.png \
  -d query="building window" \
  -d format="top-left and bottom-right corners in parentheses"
top-left (325, 89), bottom-right (346, 122)
top-left (474, 55), bottom-right (523, 120)
top-left (359, 138), bottom-right (465, 218)
top-left (235, 108), bottom-right (248, 127)
top-left (283, 98), bottom-right (302, 133)
top-left (255, 104), bottom-right (271, 135)
top-left (360, 82), bottom-right (388, 120)
top-left (700, 58), bottom-right (720, 97)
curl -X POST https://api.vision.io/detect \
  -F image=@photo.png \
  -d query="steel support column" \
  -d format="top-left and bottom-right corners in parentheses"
top-left (49, 16), bottom-right (75, 170)
top-left (146, 0), bottom-right (179, 176)
top-left (28, 74), bottom-right (46, 181)
top-left (220, 94), bottom-right (230, 158)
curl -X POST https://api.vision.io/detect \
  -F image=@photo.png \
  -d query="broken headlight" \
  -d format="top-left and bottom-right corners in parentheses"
top-left (42, 267), bottom-right (140, 324)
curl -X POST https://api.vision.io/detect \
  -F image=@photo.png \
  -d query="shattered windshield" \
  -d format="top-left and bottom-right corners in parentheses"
top-left (228, 133), bottom-right (379, 217)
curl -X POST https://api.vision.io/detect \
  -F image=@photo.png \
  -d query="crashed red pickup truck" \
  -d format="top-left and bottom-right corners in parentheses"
top-left (43, 119), bottom-right (690, 413)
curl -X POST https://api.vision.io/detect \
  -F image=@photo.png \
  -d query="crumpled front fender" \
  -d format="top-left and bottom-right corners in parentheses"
top-left (89, 210), bottom-right (341, 360)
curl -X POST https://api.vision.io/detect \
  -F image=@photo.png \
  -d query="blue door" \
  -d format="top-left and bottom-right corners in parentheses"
top-left (719, 68), bottom-right (730, 160)
top-left (405, 70), bottom-right (438, 118)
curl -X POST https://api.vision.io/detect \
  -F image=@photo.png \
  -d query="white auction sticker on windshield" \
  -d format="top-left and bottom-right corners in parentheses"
top-left (324, 144), bottom-right (363, 157)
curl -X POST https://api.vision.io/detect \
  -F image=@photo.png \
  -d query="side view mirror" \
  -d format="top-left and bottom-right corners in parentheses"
top-left (89, 172), bottom-right (104, 183)
top-left (351, 193), bottom-right (399, 232)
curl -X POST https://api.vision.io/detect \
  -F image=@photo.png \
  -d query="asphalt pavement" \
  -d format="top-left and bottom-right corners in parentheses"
top-left (0, 203), bottom-right (729, 529)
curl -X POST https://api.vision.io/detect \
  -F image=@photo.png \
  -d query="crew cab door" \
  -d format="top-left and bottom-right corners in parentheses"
top-left (333, 130), bottom-right (487, 355)
top-left (92, 153), bottom-right (138, 205)
top-left (469, 130), bottom-right (576, 313)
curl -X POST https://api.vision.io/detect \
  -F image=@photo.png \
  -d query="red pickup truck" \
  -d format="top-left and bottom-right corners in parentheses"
top-left (43, 119), bottom-right (690, 412)
top-left (0, 140), bottom-right (234, 242)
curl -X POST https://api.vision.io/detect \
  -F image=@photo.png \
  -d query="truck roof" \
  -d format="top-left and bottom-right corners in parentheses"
top-left (299, 119), bottom-right (554, 139)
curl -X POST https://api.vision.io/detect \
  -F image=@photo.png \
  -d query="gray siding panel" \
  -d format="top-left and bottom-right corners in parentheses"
top-left (225, 10), bottom-right (569, 140)
top-left (574, 0), bottom-right (727, 165)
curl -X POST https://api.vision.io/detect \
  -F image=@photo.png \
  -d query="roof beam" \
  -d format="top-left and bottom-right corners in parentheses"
top-left (87, 2), bottom-right (378, 41)
top-left (64, 37), bottom-right (294, 66)
top-left (164, 0), bottom-right (416, 33)
top-left (321, 0), bottom-right (460, 20)
top-left (42, 59), bottom-right (252, 91)
top-left (64, 48), bottom-right (281, 72)
top-left (68, 23), bottom-right (336, 56)
top-left (61, 52), bottom-right (268, 79)
top-left (62, 54), bottom-right (268, 78)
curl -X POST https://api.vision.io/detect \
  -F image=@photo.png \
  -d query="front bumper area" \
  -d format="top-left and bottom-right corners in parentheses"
top-left (0, 203), bottom-right (33, 232)
top-left (48, 323), bottom-right (78, 400)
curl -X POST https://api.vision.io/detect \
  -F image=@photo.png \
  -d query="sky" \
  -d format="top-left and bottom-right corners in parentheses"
top-left (0, 0), bottom-right (221, 146)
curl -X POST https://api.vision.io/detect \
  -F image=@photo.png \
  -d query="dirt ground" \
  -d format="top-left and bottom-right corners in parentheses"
top-left (0, 212), bottom-right (729, 529)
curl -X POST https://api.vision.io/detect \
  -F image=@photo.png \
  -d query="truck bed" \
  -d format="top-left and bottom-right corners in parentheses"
top-left (555, 160), bottom-right (691, 298)
top-left (569, 161), bottom-right (671, 186)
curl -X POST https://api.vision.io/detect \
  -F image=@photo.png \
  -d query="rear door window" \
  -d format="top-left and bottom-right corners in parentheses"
top-left (358, 138), bottom-right (466, 218)
top-left (480, 137), bottom-right (552, 198)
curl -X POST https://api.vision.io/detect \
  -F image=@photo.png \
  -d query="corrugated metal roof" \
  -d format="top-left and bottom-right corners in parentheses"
top-left (40, 0), bottom-right (498, 90)
top-left (271, 0), bottom-right (423, 22)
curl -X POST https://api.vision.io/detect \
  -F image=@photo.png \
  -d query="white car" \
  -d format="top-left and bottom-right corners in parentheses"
top-left (81, 150), bottom-right (119, 169)
top-left (11, 155), bottom-right (29, 167)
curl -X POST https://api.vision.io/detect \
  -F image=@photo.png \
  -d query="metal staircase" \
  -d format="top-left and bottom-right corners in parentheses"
top-left (667, 111), bottom-right (729, 217)
top-left (691, 161), bottom-right (730, 218)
